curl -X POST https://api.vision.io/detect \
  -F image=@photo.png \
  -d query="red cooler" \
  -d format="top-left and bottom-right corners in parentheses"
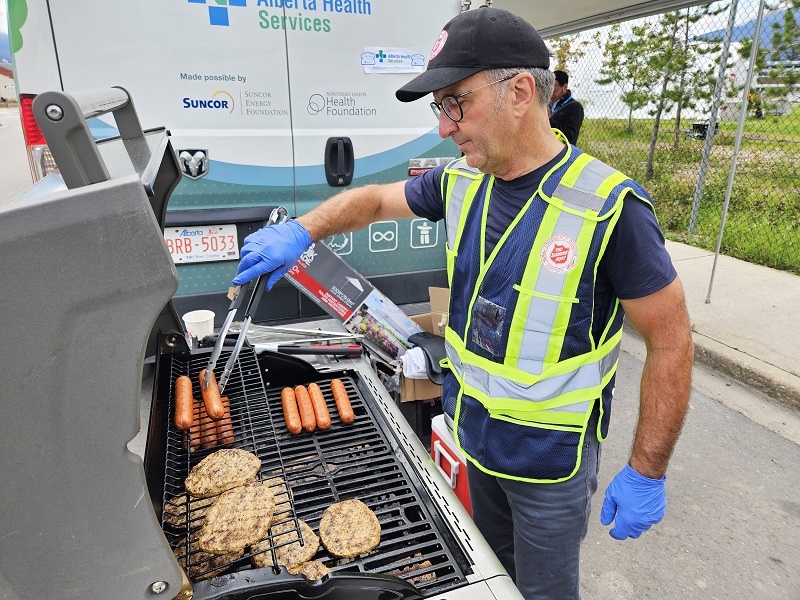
top-left (430, 414), bottom-right (472, 515)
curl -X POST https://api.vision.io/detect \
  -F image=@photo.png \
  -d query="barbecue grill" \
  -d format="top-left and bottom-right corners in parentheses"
top-left (0, 88), bottom-right (521, 600)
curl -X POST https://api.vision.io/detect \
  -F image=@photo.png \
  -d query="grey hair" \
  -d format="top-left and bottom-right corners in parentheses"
top-left (485, 67), bottom-right (554, 109)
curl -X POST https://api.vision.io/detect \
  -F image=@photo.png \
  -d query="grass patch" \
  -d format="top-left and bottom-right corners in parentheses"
top-left (579, 117), bottom-right (800, 275)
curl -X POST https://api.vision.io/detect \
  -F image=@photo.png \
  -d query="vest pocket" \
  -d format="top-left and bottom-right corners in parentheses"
top-left (506, 284), bottom-right (579, 362)
top-left (457, 394), bottom-right (584, 482)
top-left (470, 295), bottom-right (506, 357)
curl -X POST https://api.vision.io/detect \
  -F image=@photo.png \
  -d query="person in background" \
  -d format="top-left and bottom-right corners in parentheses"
top-left (232, 8), bottom-right (694, 600)
top-left (549, 69), bottom-right (584, 145)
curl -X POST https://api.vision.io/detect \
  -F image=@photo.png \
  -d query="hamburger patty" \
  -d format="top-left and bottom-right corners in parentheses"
top-left (251, 519), bottom-right (318, 571)
top-left (185, 448), bottom-right (261, 498)
top-left (198, 481), bottom-right (276, 553)
top-left (173, 534), bottom-right (244, 581)
top-left (319, 499), bottom-right (381, 558)
top-left (298, 561), bottom-right (330, 580)
top-left (163, 494), bottom-right (216, 528)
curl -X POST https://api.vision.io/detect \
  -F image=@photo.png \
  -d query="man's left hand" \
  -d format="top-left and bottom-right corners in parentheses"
top-left (600, 463), bottom-right (666, 540)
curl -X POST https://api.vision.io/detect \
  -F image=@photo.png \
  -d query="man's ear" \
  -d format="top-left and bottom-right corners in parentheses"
top-left (511, 73), bottom-right (536, 118)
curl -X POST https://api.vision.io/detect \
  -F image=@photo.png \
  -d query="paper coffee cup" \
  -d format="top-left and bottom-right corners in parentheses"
top-left (182, 310), bottom-right (215, 339)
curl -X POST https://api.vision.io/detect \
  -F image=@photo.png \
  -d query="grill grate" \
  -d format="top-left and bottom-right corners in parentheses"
top-left (161, 347), bottom-right (299, 581)
top-left (159, 348), bottom-right (470, 595)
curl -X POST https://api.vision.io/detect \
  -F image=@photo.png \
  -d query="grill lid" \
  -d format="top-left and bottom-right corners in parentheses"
top-left (0, 95), bottom-right (186, 598)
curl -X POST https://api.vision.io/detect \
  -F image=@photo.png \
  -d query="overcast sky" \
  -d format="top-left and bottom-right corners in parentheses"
top-left (0, 5), bottom-right (7, 35)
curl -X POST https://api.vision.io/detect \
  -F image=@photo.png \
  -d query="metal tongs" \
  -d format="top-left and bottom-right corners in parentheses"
top-left (203, 206), bottom-right (290, 393)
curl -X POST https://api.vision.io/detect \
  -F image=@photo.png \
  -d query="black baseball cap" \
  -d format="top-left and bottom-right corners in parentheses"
top-left (396, 7), bottom-right (550, 103)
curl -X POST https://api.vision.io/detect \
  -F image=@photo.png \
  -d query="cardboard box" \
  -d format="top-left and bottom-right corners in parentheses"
top-left (428, 286), bottom-right (450, 336)
top-left (400, 287), bottom-right (450, 402)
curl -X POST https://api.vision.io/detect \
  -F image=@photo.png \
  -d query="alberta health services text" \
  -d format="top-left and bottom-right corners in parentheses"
top-left (258, 0), bottom-right (372, 32)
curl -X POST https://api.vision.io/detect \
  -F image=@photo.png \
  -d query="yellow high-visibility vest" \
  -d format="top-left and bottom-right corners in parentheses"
top-left (441, 133), bottom-right (654, 483)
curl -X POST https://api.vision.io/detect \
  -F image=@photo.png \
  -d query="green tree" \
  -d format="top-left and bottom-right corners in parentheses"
top-left (550, 34), bottom-right (587, 71)
top-left (644, 11), bottom-right (683, 180)
top-left (594, 23), bottom-right (656, 132)
top-left (765, 0), bottom-right (800, 112)
top-left (667, 4), bottom-right (729, 148)
top-left (641, 4), bottom-right (729, 177)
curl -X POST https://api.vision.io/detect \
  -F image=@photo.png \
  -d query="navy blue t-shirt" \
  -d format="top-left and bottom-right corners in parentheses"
top-left (404, 153), bottom-right (677, 343)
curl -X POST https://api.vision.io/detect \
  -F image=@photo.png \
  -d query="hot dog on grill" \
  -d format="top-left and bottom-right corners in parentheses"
top-left (281, 387), bottom-right (302, 435)
top-left (198, 394), bottom-right (218, 450)
top-left (217, 397), bottom-right (235, 447)
top-left (199, 369), bottom-right (225, 421)
top-left (294, 385), bottom-right (317, 433)
top-left (330, 379), bottom-right (354, 425)
top-left (174, 375), bottom-right (194, 431)
top-left (187, 401), bottom-right (201, 450)
top-left (308, 383), bottom-right (331, 430)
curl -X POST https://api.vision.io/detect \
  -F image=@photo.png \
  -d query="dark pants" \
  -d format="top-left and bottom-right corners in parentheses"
top-left (468, 427), bottom-right (601, 600)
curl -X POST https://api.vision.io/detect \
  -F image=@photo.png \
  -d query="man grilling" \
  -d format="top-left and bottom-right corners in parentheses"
top-left (232, 8), bottom-right (693, 599)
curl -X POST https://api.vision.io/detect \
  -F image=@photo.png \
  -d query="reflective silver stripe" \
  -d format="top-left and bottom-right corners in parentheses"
top-left (572, 157), bottom-right (617, 194)
top-left (448, 160), bottom-right (482, 176)
top-left (445, 173), bottom-right (474, 247)
top-left (551, 158), bottom-right (616, 213)
top-left (517, 210), bottom-right (585, 374)
top-left (551, 401), bottom-right (591, 414)
top-left (445, 339), bottom-right (461, 372)
top-left (515, 162), bottom-right (615, 372)
top-left (553, 184), bottom-right (606, 212)
top-left (454, 341), bottom-right (620, 408)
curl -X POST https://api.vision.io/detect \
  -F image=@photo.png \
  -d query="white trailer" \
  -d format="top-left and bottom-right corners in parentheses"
top-left (8, 0), bottom-right (461, 319)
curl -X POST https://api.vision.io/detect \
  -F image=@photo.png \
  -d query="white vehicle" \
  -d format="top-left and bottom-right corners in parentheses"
top-left (8, 0), bottom-right (461, 319)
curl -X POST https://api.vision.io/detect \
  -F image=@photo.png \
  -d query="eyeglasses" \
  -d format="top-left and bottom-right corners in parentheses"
top-left (430, 74), bottom-right (516, 122)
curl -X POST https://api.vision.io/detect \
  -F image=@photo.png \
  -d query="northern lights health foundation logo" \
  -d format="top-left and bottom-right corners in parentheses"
top-left (188, 0), bottom-right (246, 27)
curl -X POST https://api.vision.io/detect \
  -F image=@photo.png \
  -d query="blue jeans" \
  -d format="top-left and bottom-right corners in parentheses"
top-left (467, 425), bottom-right (602, 600)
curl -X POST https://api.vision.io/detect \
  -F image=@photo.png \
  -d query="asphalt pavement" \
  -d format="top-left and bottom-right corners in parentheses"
top-left (0, 106), bottom-right (31, 203)
top-left (582, 336), bottom-right (800, 599)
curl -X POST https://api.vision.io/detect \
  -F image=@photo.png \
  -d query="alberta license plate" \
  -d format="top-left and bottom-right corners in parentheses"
top-left (164, 224), bottom-right (239, 264)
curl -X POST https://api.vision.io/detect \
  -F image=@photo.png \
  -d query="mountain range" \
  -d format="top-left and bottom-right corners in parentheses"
top-left (698, 8), bottom-right (798, 50)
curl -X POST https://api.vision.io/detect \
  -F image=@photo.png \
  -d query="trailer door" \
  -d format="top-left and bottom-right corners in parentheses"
top-left (285, 0), bottom-right (460, 303)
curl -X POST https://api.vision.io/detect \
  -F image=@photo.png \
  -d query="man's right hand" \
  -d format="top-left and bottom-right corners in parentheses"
top-left (232, 219), bottom-right (312, 289)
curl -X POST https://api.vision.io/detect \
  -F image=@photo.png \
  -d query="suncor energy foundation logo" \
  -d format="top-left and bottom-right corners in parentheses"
top-left (183, 90), bottom-right (235, 113)
top-left (188, 0), bottom-right (246, 27)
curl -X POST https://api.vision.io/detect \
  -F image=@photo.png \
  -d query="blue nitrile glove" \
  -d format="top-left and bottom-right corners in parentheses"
top-left (232, 220), bottom-right (312, 289)
top-left (600, 463), bottom-right (667, 540)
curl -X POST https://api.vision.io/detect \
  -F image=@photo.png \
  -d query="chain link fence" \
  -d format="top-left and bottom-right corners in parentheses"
top-left (548, 0), bottom-right (799, 275)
